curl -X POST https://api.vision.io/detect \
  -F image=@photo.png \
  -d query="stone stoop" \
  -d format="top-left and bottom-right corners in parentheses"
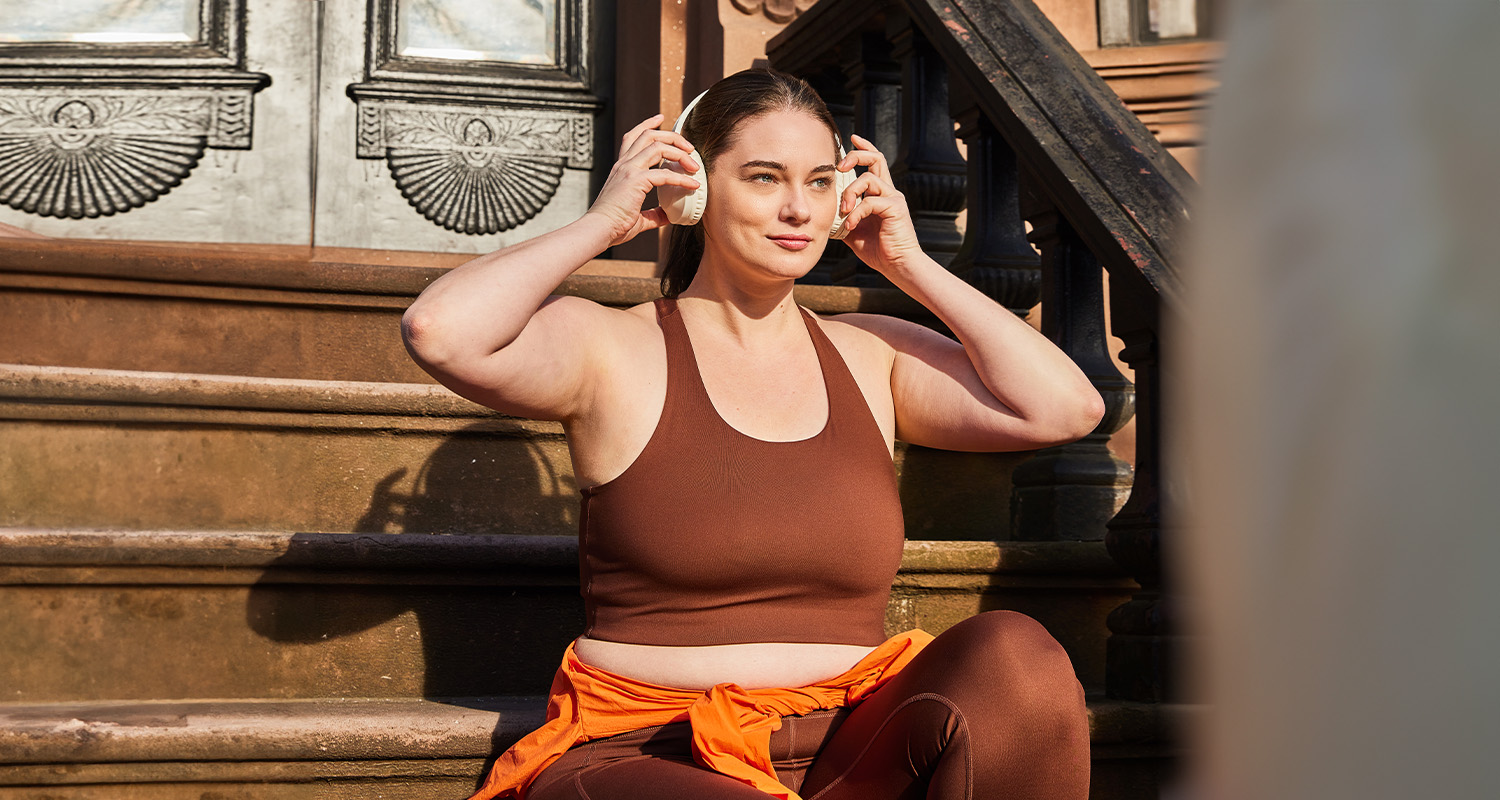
top-left (0, 530), bottom-right (1132, 699)
top-left (0, 241), bottom-right (1029, 540)
top-left (0, 363), bottom-right (577, 536)
top-left (0, 362), bottom-right (1032, 541)
top-left (0, 239), bottom-right (921, 384)
top-left (0, 697), bottom-right (538, 800)
top-left (0, 697), bottom-right (1185, 800)
top-left (1, 241), bottom-right (1174, 797)
top-left (0, 530), bottom-right (1166, 798)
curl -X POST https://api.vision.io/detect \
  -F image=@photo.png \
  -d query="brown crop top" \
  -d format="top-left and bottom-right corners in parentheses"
top-left (578, 297), bottom-right (906, 647)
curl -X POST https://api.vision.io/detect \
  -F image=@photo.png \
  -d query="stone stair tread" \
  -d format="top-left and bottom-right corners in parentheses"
top-left (0, 362), bottom-right (508, 419)
top-left (0, 697), bottom-right (543, 764)
top-left (0, 239), bottom-right (916, 316)
top-left (0, 528), bottom-right (1124, 576)
top-left (0, 696), bottom-right (1179, 765)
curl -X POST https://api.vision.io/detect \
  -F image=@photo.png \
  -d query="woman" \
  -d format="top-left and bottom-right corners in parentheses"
top-left (402, 69), bottom-right (1101, 800)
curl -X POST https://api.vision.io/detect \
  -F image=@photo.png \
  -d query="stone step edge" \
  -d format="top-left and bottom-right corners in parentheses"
top-left (0, 529), bottom-right (1126, 577)
top-left (0, 363), bottom-right (517, 420)
top-left (0, 696), bottom-right (1186, 766)
top-left (0, 697), bottom-right (539, 765)
top-left (0, 238), bottom-right (924, 317)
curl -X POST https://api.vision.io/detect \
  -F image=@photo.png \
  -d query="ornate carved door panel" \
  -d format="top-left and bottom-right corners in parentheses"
top-left (0, 0), bottom-right (611, 253)
top-left (319, 0), bottom-right (605, 251)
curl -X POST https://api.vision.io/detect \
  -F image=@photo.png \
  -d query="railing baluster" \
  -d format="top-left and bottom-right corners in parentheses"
top-left (817, 30), bottom-right (905, 286)
top-left (949, 86), bottom-right (1040, 313)
top-left (886, 15), bottom-right (966, 270)
top-left (804, 65), bottom-right (857, 285)
top-left (1012, 192), bottom-right (1136, 541)
top-left (1104, 292), bottom-right (1171, 702)
top-left (842, 31), bottom-right (902, 157)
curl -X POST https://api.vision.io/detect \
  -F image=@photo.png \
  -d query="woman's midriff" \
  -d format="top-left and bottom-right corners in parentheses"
top-left (572, 637), bottom-right (879, 690)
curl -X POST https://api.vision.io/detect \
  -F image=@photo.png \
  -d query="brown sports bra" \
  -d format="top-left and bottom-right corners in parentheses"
top-left (578, 297), bottom-right (906, 646)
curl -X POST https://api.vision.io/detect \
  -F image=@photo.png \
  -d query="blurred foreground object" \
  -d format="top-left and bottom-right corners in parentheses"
top-left (1180, 1), bottom-right (1500, 798)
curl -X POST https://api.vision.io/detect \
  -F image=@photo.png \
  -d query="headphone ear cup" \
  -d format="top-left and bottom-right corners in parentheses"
top-left (659, 149), bottom-right (707, 226)
top-left (829, 163), bottom-right (857, 240)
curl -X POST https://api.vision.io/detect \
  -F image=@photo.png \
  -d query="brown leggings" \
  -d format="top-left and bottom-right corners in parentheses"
top-left (525, 612), bottom-right (1090, 800)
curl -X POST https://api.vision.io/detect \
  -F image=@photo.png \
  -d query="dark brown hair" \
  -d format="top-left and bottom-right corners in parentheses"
top-left (660, 68), bottom-right (840, 298)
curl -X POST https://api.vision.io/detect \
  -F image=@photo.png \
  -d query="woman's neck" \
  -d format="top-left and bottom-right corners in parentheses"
top-left (677, 271), bottom-right (804, 345)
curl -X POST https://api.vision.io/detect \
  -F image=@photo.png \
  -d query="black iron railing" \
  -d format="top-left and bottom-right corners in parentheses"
top-left (770, 0), bottom-right (1189, 703)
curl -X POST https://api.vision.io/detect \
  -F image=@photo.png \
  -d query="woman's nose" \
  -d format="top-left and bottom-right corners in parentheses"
top-left (780, 187), bottom-right (812, 223)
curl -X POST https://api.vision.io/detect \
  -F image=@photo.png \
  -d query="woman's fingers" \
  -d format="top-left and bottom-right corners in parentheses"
top-left (619, 114), bottom-right (665, 156)
top-left (843, 134), bottom-right (891, 179)
top-left (644, 166), bottom-right (701, 190)
top-left (589, 115), bottom-right (699, 243)
top-left (637, 206), bottom-right (670, 230)
top-left (840, 194), bottom-right (903, 237)
top-left (845, 186), bottom-right (908, 228)
top-left (623, 128), bottom-right (695, 165)
top-left (631, 141), bottom-right (698, 173)
top-left (840, 171), bottom-right (887, 214)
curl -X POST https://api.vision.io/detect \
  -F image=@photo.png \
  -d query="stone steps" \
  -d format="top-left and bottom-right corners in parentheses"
top-left (0, 696), bottom-right (1184, 800)
top-left (0, 362), bottom-right (1030, 540)
top-left (0, 529), bottom-right (1132, 701)
top-left (0, 239), bottom-right (924, 384)
top-left (0, 363), bottom-right (577, 536)
top-left (0, 240), bottom-right (1169, 798)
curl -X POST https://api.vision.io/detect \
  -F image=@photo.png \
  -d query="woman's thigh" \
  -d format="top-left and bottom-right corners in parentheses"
top-left (799, 611), bottom-right (1091, 800)
top-left (527, 709), bottom-right (850, 800)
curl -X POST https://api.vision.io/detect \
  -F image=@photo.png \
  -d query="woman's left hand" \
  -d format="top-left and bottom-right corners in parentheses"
top-left (835, 134), bottom-right (926, 277)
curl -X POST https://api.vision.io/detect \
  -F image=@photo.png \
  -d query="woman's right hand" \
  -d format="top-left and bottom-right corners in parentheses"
top-left (585, 114), bottom-right (701, 246)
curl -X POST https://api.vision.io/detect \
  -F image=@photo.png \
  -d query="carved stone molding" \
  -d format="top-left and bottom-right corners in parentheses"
top-left (0, 0), bottom-right (269, 219)
top-left (355, 100), bottom-right (595, 235)
top-left (0, 84), bottom-right (263, 219)
top-left (731, 0), bottom-right (818, 24)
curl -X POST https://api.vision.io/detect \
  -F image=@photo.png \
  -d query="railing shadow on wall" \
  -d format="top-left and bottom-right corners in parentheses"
top-left (245, 424), bottom-right (583, 724)
top-left (771, 0), bottom-right (1190, 703)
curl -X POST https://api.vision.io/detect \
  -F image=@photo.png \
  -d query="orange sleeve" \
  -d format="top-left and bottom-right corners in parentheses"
top-left (468, 665), bottom-right (584, 800)
top-left (470, 631), bottom-right (934, 800)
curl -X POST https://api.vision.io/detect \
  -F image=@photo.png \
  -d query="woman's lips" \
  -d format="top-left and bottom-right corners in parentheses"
top-left (769, 235), bottom-right (812, 251)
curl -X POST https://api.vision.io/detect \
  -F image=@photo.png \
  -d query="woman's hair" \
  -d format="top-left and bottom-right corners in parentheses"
top-left (660, 68), bottom-right (840, 298)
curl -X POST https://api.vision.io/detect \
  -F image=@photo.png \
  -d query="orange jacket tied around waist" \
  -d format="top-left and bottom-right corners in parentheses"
top-left (469, 629), bottom-right (934, 800)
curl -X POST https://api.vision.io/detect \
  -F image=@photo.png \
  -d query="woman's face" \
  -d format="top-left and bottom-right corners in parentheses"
top-left (698, 109), bottom-right (841, 286)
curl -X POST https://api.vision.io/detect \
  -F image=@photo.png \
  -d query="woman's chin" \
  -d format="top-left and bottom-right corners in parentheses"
top-left (769, 243), bottom-right (828, 276)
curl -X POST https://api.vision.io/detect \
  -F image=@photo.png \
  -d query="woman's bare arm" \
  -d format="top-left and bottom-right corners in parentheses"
top-left (833, 134), bottom-right (1103, 450)
top-left (400, 115), bottom-right (699, 420)
top-left (838, 269), bottom-right (1103, 451)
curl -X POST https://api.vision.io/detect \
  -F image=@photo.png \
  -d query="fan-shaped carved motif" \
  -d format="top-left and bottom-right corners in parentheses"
top-left (388, 148), bottom-right (565, 235)
top-left (0, 96), bottom-right (208, 219)
top-left (380, 112), bottom-right (572, 235)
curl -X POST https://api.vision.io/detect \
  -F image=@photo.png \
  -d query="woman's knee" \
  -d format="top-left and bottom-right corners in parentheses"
top-left (931, 611), bottom-right (1085, 714)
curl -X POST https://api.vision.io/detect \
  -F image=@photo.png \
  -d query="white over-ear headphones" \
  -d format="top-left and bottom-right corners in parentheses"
top-left (657, 89), bottom-right (858, 240)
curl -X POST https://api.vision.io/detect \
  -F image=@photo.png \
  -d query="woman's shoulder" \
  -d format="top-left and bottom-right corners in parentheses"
top-left (538, 295), bottom-right (661, 338)
top-left (529, 295), bottom-right (665, 378)
top-left (803, 310), bottom-right (901, 378)
top-left (807, 310), bottom-right (901, 356)
top-left (812, 310), bottom-right (954, 357)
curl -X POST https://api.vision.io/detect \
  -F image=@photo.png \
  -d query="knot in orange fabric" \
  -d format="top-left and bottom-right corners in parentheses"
top-left (470, 630), bottom-right (933, 800)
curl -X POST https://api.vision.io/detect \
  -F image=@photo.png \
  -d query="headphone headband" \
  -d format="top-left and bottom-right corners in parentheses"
top-left (674, 89), bottom-right (710, 135)
top-left (660, 88), bottom-right (856, 238)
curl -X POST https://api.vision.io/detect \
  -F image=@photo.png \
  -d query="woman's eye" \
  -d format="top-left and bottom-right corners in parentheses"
top-left (812, 177), bottom-right (831, 189)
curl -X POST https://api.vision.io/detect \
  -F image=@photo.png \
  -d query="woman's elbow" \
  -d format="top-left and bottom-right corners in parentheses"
top-left (401, 304), bottom-right (454, 368)
top-left (1032, 389), bottom-right (1106, 447)
top-left (1078, 388), bottom-right (1107, 435)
